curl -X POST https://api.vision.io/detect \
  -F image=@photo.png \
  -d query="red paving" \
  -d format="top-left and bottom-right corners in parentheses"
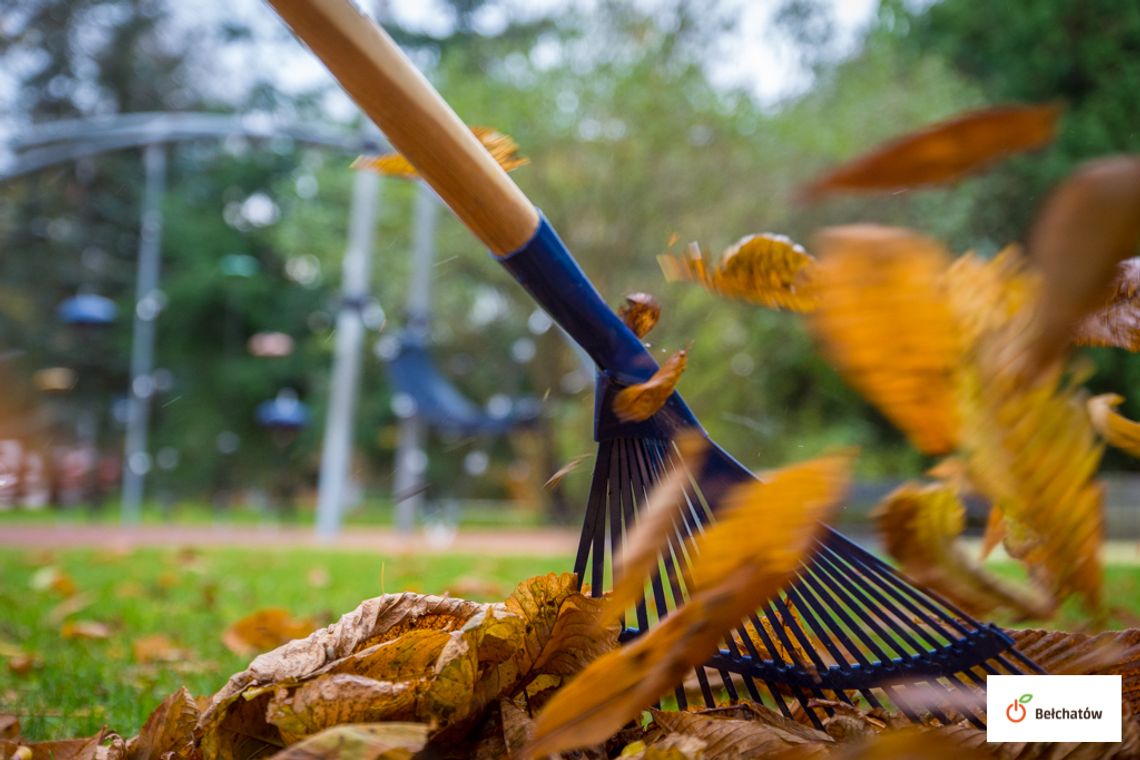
top-left (0, 523), bottom-right (579, 555)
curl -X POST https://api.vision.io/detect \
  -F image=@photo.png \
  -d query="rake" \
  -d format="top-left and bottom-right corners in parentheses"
top-left (268, 0), bottom-right (1043, 729)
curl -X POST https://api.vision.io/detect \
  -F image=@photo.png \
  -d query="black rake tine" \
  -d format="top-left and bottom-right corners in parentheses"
top-left (576, 438), bottom-right (612, 592)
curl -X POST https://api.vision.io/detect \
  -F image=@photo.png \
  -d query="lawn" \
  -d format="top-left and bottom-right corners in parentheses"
top-left (2, 546), bottom-right (1139, 743)
top-left (0, 547), bottom-right (569, 740)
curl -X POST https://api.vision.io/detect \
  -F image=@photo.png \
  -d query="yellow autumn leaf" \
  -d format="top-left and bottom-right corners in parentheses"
top-left (525, 453), bottom-right (849, 759)
top-left (810, 224), bottom-right (960, 455)
top-left (612, 350), bottom-right (687, 423)
top-left (874, 482), bottom-right (1053, 620)
top-left (1089, 393), bottom-right (1140, 457)
top-left (353, 126), bottom-right (528, 179)
top-left (659, 234), bottom-right (817, 312)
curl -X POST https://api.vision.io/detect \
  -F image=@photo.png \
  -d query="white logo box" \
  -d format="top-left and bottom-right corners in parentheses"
top-left (987, 675), bottom-right (1122, 742)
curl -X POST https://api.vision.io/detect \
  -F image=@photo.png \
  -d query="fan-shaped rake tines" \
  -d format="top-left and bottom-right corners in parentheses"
top-left (573, 432), bottom-right (1043, 730)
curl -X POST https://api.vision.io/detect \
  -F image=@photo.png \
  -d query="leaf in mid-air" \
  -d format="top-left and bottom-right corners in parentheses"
top-left (353, 126), bottom-right (528, 179)
top-left (1023, 156), bottom-right (1140, 374)
top-left (612, 350), bottom-right (688, 422)
top-left (658, 234), bottom-right (817, 312)
top-left (525, 453), bottom-right (849, 759)
top-left (1073, 258), bottom-right (1140, 351)
top-left (1088, 393), bottom-right (1140, 458)
top-left (810, 224), bottom-right (960, 455)
top-left (874, 482), bottom-right (1053, 620)
top-left (799, 102), bottom-right (1062, 200)
top-left (618, 292), bottom-right (662, 338)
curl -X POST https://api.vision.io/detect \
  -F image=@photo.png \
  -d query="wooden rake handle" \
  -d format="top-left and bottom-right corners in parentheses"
top-left (267, 0), bottom-right (539, 255)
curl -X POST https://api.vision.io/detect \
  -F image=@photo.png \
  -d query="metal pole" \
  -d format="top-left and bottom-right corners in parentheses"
top-left (394, 183), bottom-right (438, 534)
top-left (315, 156), bottom-right (380, 541)
top-left (121, 142), bottom-right (166, 524)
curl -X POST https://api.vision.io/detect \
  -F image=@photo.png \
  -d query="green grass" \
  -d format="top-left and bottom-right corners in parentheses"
top-left (4, 547), bottom-right (1139, 743)
top-left (0, 547), bottom-right (569, 741)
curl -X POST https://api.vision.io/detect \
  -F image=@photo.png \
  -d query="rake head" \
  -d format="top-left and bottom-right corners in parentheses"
top-left (575, 376), bottom-right (1042, 730)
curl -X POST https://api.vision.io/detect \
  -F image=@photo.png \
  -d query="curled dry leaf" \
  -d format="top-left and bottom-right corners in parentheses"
top-left (1073, 258), bottom-right (1140, 350)
top-left (264, 723), bottom-right (427, 760)
top-left (874, 482), bottom-right (1054, 620)
top-left (658, 234), bottom-right (817, 312)
top-left (1025, 156), bottom-right (1140, 374)
top-left (126, 687), bottom-right (198, 760)
top-left (619, 293), bottom-right (662, 338)
top-left (197, 575), bottom-right (616, 758)
top-left (800, 102), bottom-right (1062, 200)
top-left (810, 225), bottom-right (959, 454)
top-left (613, 350), bottom-right (687, 423)
top-left (1088, 393), bottom-right (1140, 458)
top-left (525, 454), bottom-right (849, 759)
top-left (650, 705), bottom-right (832, 758)
top-left (221, 609), bottom-right (317, 656)
top-left (354, 126), bottom-right (528, 179)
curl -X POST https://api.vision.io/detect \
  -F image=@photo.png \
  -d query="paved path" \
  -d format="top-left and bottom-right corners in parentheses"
top-left (0, 523), bottom-right (580, 555)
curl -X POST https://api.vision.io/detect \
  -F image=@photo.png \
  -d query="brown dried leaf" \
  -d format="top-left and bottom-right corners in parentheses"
top-left (525, 454), bottom-right (849, 759)
top-left (267, 676), bottom-right (415, 741)
top-left (126, 687), bottom-right (198, 760)
top-left (1025, 156), bottom-right (1140, 374)
top-left (619, 293), bottom-right (662, 338)
top-left (1006, 628), bottom-right (1140, 714)
top-left (651, 706), bottom-right (832, 758)
top-left (0, 716), bottom-right (18, 741)
top-left (1073, 258), bottom-right (1140, 350)
top-left (613, 350), bottom-right (687, 423)
top-left (264, 723), bottom-right (427, 760)
top-left (874, 482), bottom-right (1054, 620)
top-left (132, 635), bottom-right (186, 665)
top-left (659, 234), bottom-right (817, 312)
top-left (500, 698), bottom-right (533, 757)
top-left (354, 125), bottom-right (528, 179)
top-left (619, 734), bottom-right (707, 760)
top-left (3, 730), bottom-right (117, 760)
top-left (46, 593), bottom-right (94, 625)
top-left (543, 454), bottom-right (591, 491)
top-left (1088, 393), bottom-right (1140, 458)
top-left (800, 102), bottom-right (1062, 200)
top-left (810, 225), bottom-right (959, 454)
top-left (30, 566), bottom-right (78, 598)
top-left (222, 609), bottom-right (317, 656)
top-left (60, 620), bottom-right (111, 640)
top-left (607, 432), bottom-right (706, 620)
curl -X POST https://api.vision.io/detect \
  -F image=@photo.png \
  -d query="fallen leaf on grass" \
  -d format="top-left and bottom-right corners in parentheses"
top-left (30, 566), bottom-right (77, 598)
top-left (60, 620), bottom-right (111, 640)
top-left (354, 126), bottom-right (527, 179)
top-left (444, 577), bottom-right (504, 600)
top-left (1088, 394), bottom-right (1140, 458)
top-left (131, 635), bottom-right (187, 665)
top-left (1, 728), bottom-right (123, 760)
top-left (874, 482), bottom-right (1054, 620)
top-left (46, 593), bottom-right (94, 625)
top-left (799, 102), bottom-right (1062, 200)
top-left (525, 454), bottom-right (849, 759)
top-left (307, 568), bottom-right (331, 590)
top-left (7, 654), bottom-right (40, 676)
top-left (659, 234), bottom-right (817, 312)
top-left (619, 293), bottom-right (662, 338)
top-left (613, 350), bottom-right (687, 423)
top-left (222, 609), bottom-right (317, 656)
top-left (126, 687), bottom-right (198, 760)
top-left (810, 225), bottom-right (959, 455)
top-left (1024, 156), bottom-right (1140, 374)
top-left (0, 716), bottom-right (17, 740)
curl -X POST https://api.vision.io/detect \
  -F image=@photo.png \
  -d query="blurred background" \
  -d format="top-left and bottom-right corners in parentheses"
top-left (2, 0), bottom-right (1139, 538)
